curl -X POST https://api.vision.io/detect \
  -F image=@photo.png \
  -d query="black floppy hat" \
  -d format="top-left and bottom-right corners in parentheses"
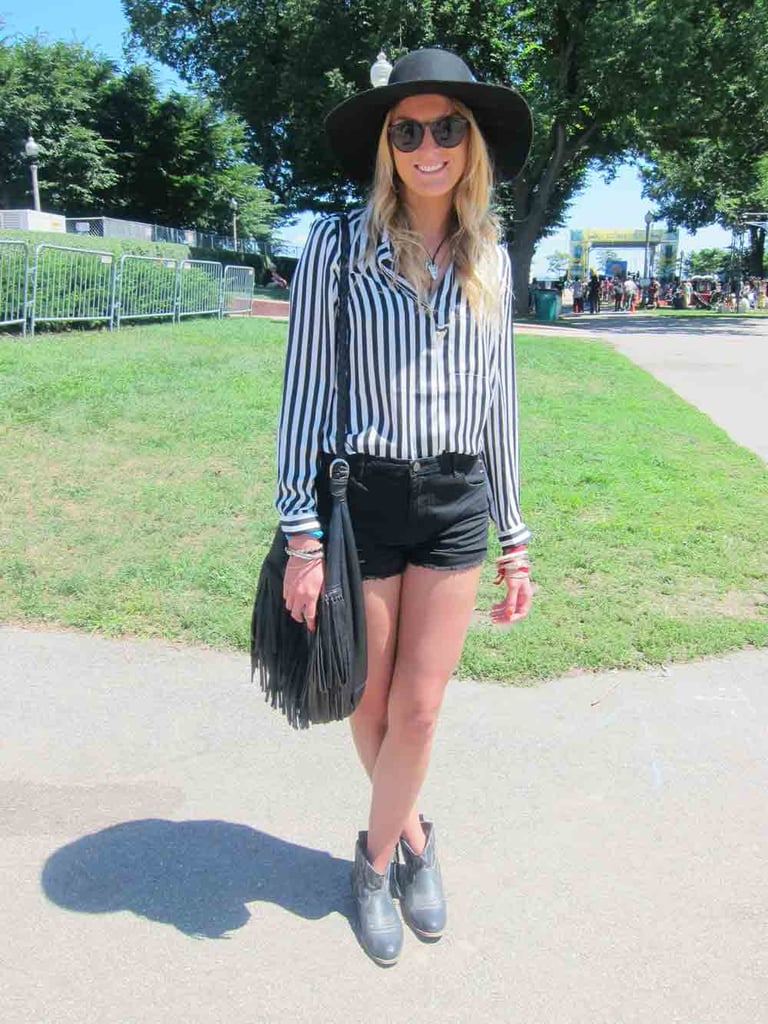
top-left (324, 47), bottom-right (533, 184)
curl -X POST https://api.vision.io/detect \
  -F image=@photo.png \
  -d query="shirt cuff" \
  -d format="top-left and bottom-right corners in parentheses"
top-left (280, 515), bottom-right (323, 536)
top-left (498, 524), bottom-right (532, 548)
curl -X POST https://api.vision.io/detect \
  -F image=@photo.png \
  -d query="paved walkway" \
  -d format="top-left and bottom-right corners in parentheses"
top-left (3, 626), bottom-right (767, 1023)
top-left (3, 312), bottom-right (767, 1022)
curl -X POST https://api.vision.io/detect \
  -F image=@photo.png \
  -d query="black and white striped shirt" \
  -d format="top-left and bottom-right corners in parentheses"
top-left (276, 208), bottom-right (530, 548)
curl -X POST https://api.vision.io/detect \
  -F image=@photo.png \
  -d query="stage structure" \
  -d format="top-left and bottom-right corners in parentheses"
top-left (569, 227), bottom-right (679, 281)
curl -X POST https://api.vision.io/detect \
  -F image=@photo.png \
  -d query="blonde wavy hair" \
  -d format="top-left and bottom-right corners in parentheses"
top-left (365, 98), bottom-right (503, 321)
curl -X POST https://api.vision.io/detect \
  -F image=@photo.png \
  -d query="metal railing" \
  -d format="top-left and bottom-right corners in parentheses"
top-left (178, 259), bottom-right (223, 319)
top-left (223, 265), bottom-right (255, 315)
top-left (0, 240), bottom-right (30, 334)
top-left (64, 215), bottom-right (294, 258)
top-left (115, 254), bottom-right (178, 329)
top-left (30, 244), bottom-right (116, 335)
top-left (0, 243), bottom-right (256, 334)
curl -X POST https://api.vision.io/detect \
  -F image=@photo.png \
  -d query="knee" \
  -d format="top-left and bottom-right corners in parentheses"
top-left (389, 692), bottom-right (443, 746)
top-left (353, 683), bottom-right (389, 731)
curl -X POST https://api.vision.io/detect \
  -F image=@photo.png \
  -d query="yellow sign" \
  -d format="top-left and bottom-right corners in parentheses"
top-left (569, 227), bottom-right (679, 280)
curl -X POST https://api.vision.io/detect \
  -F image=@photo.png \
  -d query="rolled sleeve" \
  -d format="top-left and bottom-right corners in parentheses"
top-left (482, 248), bottom-right (531, 548)
top-left (275, 216), bottom-right (340, 534)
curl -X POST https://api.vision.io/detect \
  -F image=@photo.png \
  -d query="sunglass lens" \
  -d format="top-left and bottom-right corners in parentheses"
top-left (390, 120), bottom-right (423, 152)
top-left (432, 116), bottom-right (468, 148)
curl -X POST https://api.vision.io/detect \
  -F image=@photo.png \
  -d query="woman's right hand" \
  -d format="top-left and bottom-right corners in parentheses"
top-left (282, 536), bottom-right (325, 633)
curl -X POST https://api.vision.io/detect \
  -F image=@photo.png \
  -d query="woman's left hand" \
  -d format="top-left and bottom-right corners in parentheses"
top-left (491, 574), bottom-right (533, 625)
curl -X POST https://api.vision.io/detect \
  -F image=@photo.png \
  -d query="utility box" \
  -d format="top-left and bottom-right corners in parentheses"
top-left (0, 209), bottom-right (66, 232)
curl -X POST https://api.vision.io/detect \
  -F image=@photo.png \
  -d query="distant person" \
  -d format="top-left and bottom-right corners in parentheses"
top-left (588, 271), bottom-right (601, 314)
top-left (623, 275), bottom-right (637, 312)
top-left (648, 277), bottom-right (659, 308)
top-left (572, 277), bottom-right (584, 313)
top-left (612, 277), bottom-right (623, 311)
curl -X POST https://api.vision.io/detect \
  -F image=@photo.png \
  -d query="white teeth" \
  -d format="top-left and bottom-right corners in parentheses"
top-left (416, 163), bottom-right (445, 173)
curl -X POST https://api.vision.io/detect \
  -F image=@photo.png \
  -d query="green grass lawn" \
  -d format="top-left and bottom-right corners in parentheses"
top-left (1, 318), bottom-right (766, 683)
top-left (645, 307), bottom-right (768, 318)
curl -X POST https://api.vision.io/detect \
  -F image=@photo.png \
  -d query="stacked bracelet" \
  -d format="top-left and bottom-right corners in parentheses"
top-left (494, 548), bottom-right (531, 584)
top-left (284, 546), bottom-right (324, 562)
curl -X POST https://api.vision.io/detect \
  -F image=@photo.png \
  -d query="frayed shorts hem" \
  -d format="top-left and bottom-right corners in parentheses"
top-left (360, 556), bottom-right (486, 581)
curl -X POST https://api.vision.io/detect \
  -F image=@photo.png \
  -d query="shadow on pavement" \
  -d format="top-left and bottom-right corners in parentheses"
top-left (42, 818), bottom-right (353, 939)
top-left (518, 313), bottom-right (767, 336)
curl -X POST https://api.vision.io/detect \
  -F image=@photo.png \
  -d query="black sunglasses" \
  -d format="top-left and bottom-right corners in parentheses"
top-left (388, 115), bottom-right (469, 153)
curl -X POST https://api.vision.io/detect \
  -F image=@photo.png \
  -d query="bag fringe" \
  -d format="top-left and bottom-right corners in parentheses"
top-left (250, 559), bottom-right (313, 730)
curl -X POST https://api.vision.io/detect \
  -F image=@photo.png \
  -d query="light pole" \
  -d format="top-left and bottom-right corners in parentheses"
top-left (24, 135), bottom-right (42, 212)
top-left (370, 51), bottom-right (393, 87)
top-left (229, 197), bottom-right (238, 250)
top-left (643, 211), bottom-right (653, 280)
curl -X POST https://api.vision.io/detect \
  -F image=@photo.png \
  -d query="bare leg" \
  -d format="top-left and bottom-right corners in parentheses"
top-left (349, 576), bottom-right (402, 777)
top-left (349, 575), bottom-right (424, 859)
top-left (365, 564), bottom-right (482, 873)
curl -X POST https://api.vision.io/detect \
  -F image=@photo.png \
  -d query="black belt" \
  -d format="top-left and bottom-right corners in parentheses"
top-left (323, 452), bottom-right (479, 477)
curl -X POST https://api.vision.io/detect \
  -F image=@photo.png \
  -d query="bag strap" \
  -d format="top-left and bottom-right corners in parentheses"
top-left (334, 214), bottom-right (352, 457)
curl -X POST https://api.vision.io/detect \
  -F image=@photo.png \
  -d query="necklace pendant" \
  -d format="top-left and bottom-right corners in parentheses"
top-left (426, 258), bottom-right (439, 281)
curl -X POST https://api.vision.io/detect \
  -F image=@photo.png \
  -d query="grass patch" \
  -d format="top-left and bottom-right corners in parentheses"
top-left (1, 319), bottom-right (767, 683)
top-left (647, 307), bottom-right (768, 319)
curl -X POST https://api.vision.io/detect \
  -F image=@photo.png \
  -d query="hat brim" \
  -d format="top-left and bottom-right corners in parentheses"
top-left (325, 79), bottom-right (533, 184)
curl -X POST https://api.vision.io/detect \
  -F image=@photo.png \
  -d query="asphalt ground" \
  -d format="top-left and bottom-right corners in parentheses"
top-left (3, 312), bottom-right (767, 1023)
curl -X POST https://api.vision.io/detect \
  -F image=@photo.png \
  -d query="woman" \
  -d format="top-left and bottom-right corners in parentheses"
top-left (275, 48), bottom-right (534, 965)
top-left (588, 270), bottom-right (601, 314)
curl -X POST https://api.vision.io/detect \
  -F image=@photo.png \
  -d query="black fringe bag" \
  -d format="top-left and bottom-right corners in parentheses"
top-left (250, 215), bottom-right (367, 729)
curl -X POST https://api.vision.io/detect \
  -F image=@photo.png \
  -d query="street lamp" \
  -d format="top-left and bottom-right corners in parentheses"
top-left (24, 135), bottom-right (42, 212)
top-left (643, 211), bottom-right (653, 280)
top-left (370, 51), bottom-right (393, 87)
top-left (229, 197), bottom-right (238, 250)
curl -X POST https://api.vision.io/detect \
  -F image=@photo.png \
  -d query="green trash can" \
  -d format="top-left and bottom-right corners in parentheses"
top-left (534, 289), bottom-right (560, 322)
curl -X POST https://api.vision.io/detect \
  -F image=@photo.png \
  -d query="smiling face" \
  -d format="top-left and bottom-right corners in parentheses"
top-left (388, 93), bottom-right (468, 206)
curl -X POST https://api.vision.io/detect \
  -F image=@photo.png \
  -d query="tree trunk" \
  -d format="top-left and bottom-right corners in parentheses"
top-left (507, 172), bottom-right (551, 320)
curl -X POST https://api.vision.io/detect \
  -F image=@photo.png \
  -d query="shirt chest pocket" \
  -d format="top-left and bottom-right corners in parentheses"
top-left (442, 312), bottom-right (490, 381)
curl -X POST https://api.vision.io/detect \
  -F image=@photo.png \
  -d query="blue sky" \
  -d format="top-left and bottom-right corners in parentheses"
top-left (4, 0), bottom-right (733, 271)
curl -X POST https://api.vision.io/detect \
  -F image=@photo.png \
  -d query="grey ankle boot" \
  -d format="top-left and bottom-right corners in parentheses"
top-left (350, 831), bottom-right (403, 966)
top-left (396, 817), bottom-right (447, 940)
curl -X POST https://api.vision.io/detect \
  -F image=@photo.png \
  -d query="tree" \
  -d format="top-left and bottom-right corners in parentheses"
top-left (0, 38), bottom-right (119, 211)
top-left (638, 8), bottom-right (768, 277)
top-left (546, 251), bottom-right (570, 278)
top-left (685, 248), bottom-right (730, 278)
top-left (0, 36), bottom-right (279, 236)
top-left (94, 65), bottom-right (279, 232)
top-left (642, 149), bottom-right (768, 277)
top-left (123, 0), bottom-right (768, 300)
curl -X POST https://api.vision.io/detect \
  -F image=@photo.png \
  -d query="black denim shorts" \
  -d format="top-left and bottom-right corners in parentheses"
top-left (316, 452), bottom-right (490, 580)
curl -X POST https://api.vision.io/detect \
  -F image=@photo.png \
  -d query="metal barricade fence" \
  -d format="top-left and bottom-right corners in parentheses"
top-left (178, 259), bottom-right (223, 319)
top-left (0, 240), bottom-right (30, 334)
top-left (0, 247), bottom-right (262, 333)
top-left (115, 255), bottom-right (179, 328)
top-left (30, 245), bottom-right (116, 335)
top-left (222, 265), bottom-right (255, 316)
